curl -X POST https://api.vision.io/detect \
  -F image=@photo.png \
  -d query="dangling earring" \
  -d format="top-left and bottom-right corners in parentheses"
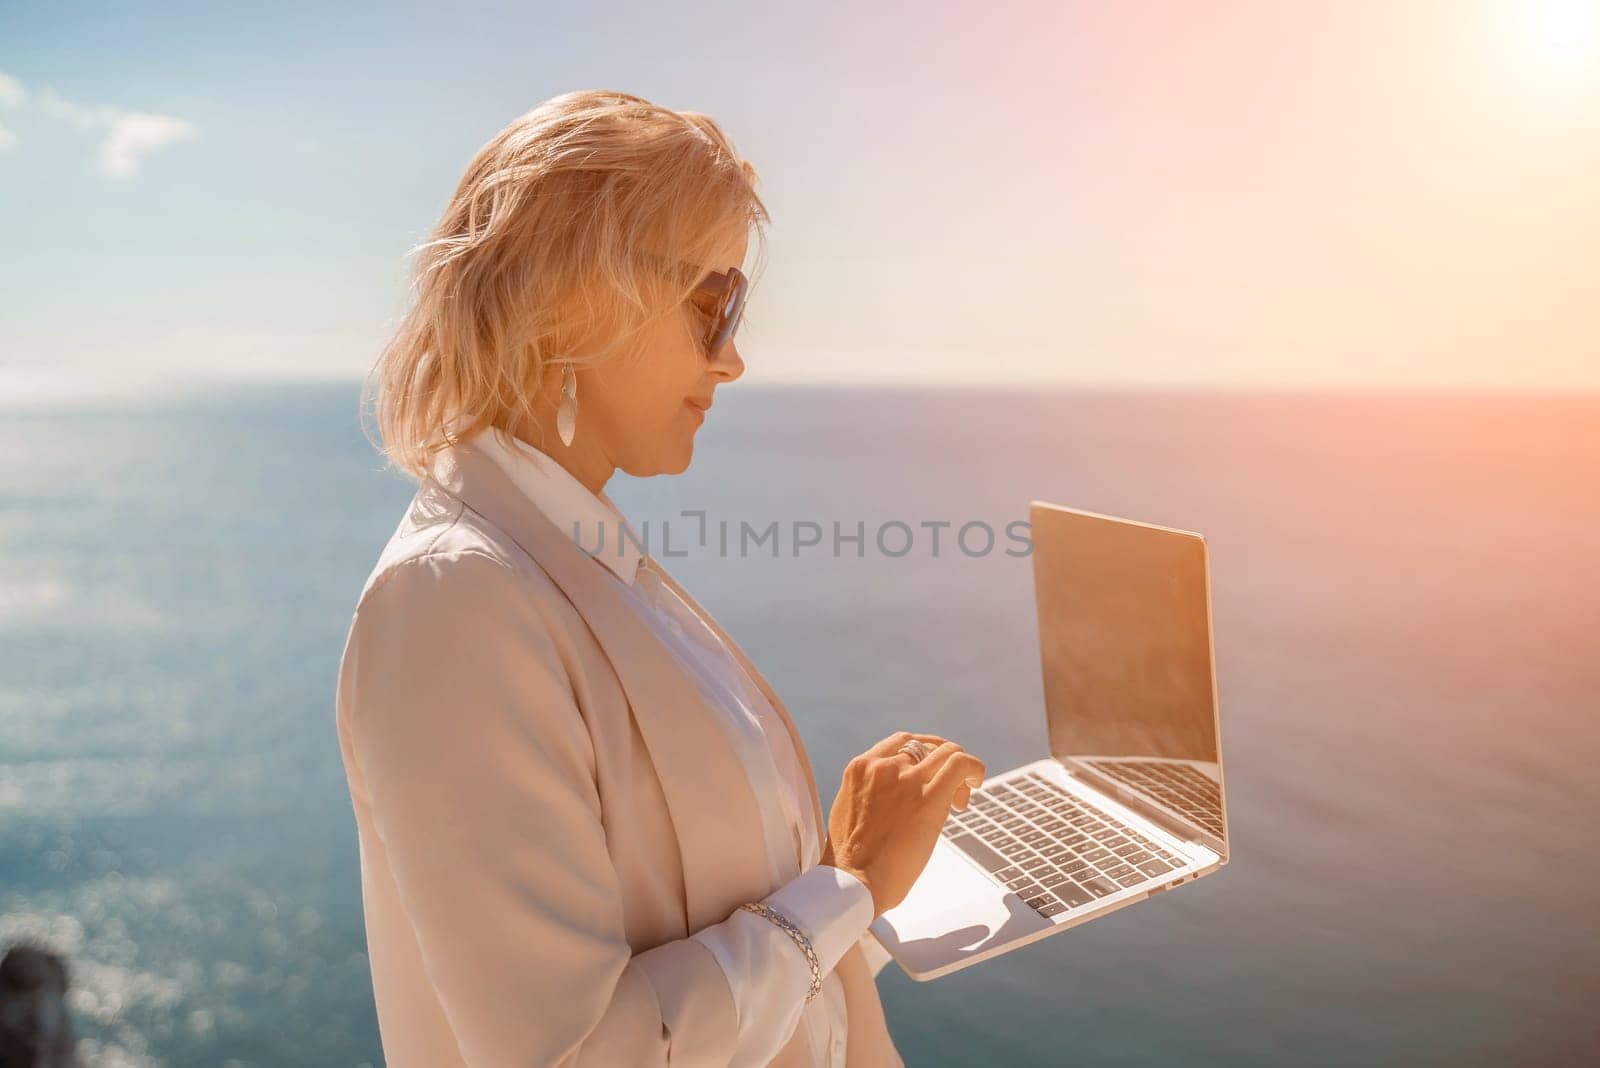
top-left (557, 363), bottom-right (578, 447)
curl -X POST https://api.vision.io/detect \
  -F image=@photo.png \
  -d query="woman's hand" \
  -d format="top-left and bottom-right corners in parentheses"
top-left (824, 731), bottom-right (986, 919)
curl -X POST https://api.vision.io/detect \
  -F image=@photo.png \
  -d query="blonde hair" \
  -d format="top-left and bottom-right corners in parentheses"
top-left (361, 89), bottom-right (770, 480)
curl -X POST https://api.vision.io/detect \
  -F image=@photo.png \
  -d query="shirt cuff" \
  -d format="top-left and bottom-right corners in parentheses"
top-left (760, 864), bottom-right (876, 978)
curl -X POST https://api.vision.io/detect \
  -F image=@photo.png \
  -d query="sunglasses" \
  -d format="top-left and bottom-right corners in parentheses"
top-left (688, 265), bottom-right (749, 356)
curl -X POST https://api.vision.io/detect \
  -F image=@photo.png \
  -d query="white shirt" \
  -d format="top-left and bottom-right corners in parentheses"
top-left (466, 426), bottom-right (889, 1067)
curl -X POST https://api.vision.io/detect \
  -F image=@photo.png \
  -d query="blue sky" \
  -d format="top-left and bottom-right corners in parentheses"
top-left (2, 1), bottom-right (1597, 397)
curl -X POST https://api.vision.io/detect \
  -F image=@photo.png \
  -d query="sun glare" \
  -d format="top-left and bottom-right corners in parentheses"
top-left (1533, 0), bottom-right (1597, 64)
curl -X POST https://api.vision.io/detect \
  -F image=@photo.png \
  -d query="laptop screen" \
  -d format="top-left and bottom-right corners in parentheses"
top-left (1029, 502), bottom-right (1228, 853)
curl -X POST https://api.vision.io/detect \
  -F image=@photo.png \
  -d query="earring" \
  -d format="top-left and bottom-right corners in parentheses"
top-left (557, 363), bottom-right (578, 447)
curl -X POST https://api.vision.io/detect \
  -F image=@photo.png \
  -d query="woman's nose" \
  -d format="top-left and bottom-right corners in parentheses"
top-left (710, 339), bottom-right (745, 382)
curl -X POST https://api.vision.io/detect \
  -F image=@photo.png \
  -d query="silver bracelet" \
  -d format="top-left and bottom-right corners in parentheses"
top-left (738, 902), bottom-right (823, 1003)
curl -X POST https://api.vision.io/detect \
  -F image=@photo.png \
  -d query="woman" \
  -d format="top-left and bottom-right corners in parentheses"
top-left (335, 89), bottom-right (985, 1067)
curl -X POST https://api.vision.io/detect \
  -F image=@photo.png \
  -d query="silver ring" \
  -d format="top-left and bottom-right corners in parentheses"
top-left (897, 739), bottom-right (931, 763)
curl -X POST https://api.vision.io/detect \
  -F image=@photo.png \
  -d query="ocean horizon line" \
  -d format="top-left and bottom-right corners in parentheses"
top-left (3, 364), bottom-right (1597, 412)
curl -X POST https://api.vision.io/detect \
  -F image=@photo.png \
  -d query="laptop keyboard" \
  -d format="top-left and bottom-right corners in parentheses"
top-left (940, 770), bottom-right (1186, 919)
top-left (1081, 760), bottom-right (1226, 838)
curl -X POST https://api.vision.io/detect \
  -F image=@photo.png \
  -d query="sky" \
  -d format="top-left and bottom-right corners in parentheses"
top-left (0, 0), bottom-right (1597, 396)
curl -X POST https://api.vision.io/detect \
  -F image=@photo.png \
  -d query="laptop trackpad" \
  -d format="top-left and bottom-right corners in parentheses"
top-left (868, 838), bottom-right (1052, 974)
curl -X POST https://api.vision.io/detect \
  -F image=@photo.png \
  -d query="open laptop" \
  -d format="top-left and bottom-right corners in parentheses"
top-left (867, 500), bottom-right (1230, 981)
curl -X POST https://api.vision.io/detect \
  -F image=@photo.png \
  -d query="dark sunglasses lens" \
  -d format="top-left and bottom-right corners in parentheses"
top-left (709, 271), bottom-right (747, 353)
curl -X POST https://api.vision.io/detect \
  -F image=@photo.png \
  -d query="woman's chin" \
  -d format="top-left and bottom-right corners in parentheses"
top-left (664, 441), bottom-right (695, 474)
top-left (637, 440), bottom-right (695, 476)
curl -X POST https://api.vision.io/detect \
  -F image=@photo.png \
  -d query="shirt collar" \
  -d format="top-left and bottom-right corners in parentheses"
top-left (456, 425), bottom-right (645, 586)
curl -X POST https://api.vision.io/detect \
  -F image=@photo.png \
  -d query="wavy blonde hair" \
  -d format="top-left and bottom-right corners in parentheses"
top-left (362, 89), bottom-right (770, 480)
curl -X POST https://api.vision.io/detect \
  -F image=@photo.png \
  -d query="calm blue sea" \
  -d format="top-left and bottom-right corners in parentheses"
top-left (1, 381), bottom-right (1596, 1066)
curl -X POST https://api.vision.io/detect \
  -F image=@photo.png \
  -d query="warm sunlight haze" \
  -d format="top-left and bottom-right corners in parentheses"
top-left (2, 6), bottom-right (1598, 1066)
top-left (0, 0), bottom-right (1596, 396)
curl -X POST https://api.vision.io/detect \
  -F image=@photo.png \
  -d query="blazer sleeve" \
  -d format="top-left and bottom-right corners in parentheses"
top-left (342, 549), bottom-right (742, 1066)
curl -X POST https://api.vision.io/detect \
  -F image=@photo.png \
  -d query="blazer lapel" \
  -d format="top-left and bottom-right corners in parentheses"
top-left (641, 555), bottom-right (827, 861)
top-left (429, 441), bottom-right (774, 933)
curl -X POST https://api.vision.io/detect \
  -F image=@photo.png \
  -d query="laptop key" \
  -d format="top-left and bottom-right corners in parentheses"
top-left (1116, 873), bottom-right (1145, 888)
top-left (1137, 860), bottom-right (1173, 877)
top-left (1053, 882), bottom-right (1093, 908)
top-left (1040, 872), bottom-right (1068, 888)
top-left (994, 866), bottom-right (1023, 882)
top-left (946, 833), bottom-right (1012, 875)
top-left (1024, 895), bottom-right (1062, 920)
top-left (1081, 876), bottom-right (1118, 897)
top-left (975, 829), bottom-right (1011, 850)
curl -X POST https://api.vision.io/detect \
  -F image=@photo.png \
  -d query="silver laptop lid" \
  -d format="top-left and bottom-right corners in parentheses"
top-left (1029, 501), bottom-right (1228, 858)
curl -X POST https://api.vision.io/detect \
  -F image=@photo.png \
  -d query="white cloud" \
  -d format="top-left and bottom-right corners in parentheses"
top-left (39, 86), bottom-right (197, 178)
top-left (0, 71), bottom-right (25, 110)
top-left (0, 125), bottom-right (15, 151)
top-left (99, 112), bottom-right (197, 178)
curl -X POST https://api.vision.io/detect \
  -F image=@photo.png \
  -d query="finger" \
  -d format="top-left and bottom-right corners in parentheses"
top-left (864, 731), bottom-right (948, 760)
top-left (926, 752), bottom-right (986, 800)
top-left (949, 783), bottom-right (972, 811)
top-left (909, 740), bottom-right (965, 780)
top-left (891, 736), bottom-right (953, 766)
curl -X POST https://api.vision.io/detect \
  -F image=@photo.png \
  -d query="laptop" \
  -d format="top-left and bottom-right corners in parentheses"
top-left (866, 500), bottom-right (1230, 981)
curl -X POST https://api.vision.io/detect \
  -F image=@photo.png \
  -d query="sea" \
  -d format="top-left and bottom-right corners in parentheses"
top-left (0, 380), bottom-right (1595, 1066)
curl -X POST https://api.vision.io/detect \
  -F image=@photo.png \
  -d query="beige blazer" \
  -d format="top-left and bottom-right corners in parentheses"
top-left (335, 438), bottom-right (904, 1067)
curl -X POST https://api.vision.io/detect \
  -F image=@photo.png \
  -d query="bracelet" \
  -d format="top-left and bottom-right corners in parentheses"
top-left (738, 902), bottom-right (823, 1003)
